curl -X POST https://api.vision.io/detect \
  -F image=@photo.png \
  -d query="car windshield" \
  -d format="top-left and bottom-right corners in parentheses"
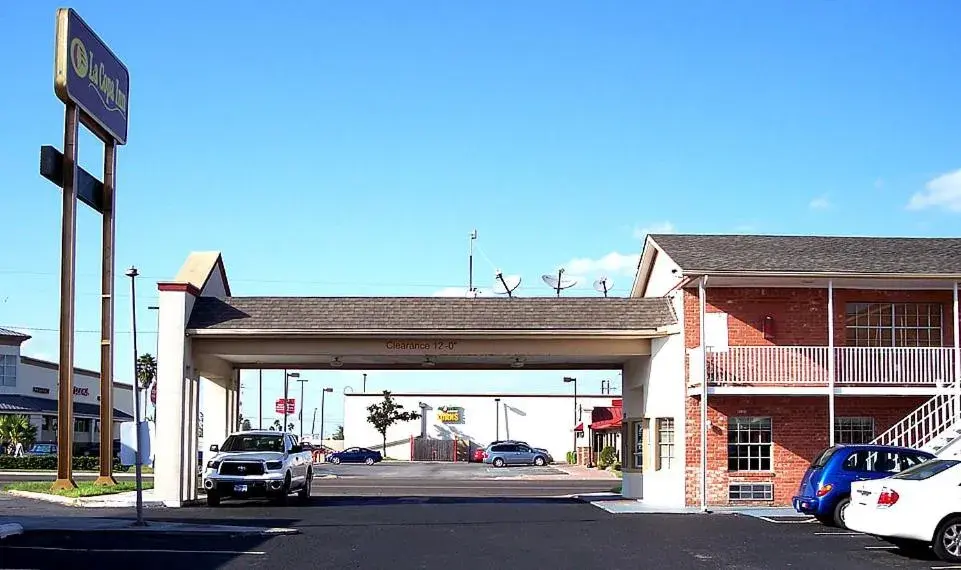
top-left (890, 459), bottom-right (961, 481)
top-left (219, 434), bottom-right (284, 453)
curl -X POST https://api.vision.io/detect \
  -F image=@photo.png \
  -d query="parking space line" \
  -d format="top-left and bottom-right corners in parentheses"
top-left (1, 546), bottom-right (266, 555)
top-left (754, 516), bottom-right (816, 524)
top-left (813, 532), bottom-right (864, 536)
top-left (864, 545), bottom-right (898, 550)
top-left (930, 566), bottom-right (961, 569)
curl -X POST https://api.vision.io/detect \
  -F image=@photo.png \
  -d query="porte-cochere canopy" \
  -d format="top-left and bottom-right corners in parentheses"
top-left (185, 295), bottom-right (678, 370)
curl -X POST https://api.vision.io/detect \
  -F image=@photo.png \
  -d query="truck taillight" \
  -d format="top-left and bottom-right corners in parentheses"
top-left (877, 487), bottom-right (899, 507)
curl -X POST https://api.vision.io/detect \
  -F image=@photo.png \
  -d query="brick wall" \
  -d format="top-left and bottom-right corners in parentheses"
top-left (682, 287), bottom-right (958, 351)
top-left (684, 395), bottom-right (927, 506)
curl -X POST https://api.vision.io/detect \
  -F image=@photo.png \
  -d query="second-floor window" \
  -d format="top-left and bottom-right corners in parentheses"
top-left (845, 302), bottom-right (943, 347)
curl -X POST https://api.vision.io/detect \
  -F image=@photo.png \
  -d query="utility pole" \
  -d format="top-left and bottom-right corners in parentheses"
top-left (362, 372), bottom-right (367, 392)
top-left (297, 376), bottom-right (309, 440)
top-left (258, 369), bottom-right (262, 429)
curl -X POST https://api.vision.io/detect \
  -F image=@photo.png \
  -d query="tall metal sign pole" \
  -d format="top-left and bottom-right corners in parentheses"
top-left (45, 8), bottom-right (130, 490)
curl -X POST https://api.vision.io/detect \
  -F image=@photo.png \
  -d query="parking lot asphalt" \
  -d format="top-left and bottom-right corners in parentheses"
top-left (2, 497), bottom-right (957, 569)
top-left (317, 460), bottom-right (568, 479)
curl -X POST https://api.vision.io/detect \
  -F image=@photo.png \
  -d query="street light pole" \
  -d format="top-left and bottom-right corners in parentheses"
top-left (564, 376), bottom-right (577, 461)
top-left (362, 373), bottom-right (367, 392)
top-left (297, 376), bottom-right (309, 440)
top-left (125, 266), bottom-right (145, 527)
top-left (320, 387), bottom-right (333, 445)
top-left (284, 371), bottom-right (299, 433)
top-left (494, 397), bottom-right (500, 440)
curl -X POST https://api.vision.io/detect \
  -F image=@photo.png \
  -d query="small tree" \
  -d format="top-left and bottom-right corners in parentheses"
top-left (0, 415), bottom-right (38, 449)
top-left (136, 353), bottom-right (156, 390)
top-left (331, 425), bottom-right (344, 440)
top-left (366, 390), bottom-right (420, 456)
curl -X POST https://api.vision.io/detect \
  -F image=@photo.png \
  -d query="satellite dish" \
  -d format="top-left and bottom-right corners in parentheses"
top-left (493, 270), bottom-right (521, 298)
top-left (593, 276), bottom-right (615, 297)
top-left (542, 268), bottom-right (578, 297)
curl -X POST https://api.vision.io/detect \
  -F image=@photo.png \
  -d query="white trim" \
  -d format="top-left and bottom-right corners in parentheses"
top-left (682, 271), bottom-right (961, 280)
top-left (185, 328), bottom-right (674, 338)
top-left (698, 276), bottom-right (708, 512)
top-left (827, 280), bottom-right (835, 446)
top-left (693, 386), bottom-right (951, 396)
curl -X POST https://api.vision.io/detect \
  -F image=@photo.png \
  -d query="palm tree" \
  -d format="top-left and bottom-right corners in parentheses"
top-left (136, 353), bottom-right (157, 390)
top-left (0, 415), bottom-right (38, 449)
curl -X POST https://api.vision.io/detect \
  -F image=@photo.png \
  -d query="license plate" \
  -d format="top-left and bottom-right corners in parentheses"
top-left (233, 484), bottom-right (248, 493)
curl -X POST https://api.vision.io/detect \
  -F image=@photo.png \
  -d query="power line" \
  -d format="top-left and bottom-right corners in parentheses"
top-left (3, 325), bottom-right (157, 335)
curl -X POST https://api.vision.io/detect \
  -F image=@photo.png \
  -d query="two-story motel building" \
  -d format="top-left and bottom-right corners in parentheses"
top-left (151, 235), bottom-right (961, 509)
top-left (631, 234), bottom-right (961, 508)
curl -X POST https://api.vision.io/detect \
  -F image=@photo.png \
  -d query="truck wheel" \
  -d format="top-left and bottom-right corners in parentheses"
top-left (206, 492), bottom-right (221, 507)
top-left (298, 470), bottom-right (312, 503)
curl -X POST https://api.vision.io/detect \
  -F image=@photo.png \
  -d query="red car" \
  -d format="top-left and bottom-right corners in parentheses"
top-left (472, 447), bottom-right (486, 462)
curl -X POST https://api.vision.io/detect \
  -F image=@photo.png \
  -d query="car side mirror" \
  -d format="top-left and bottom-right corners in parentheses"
top-left (290, 445), bottom-right (302, 454)
top-left (209, 444), bottom-right (219, 453)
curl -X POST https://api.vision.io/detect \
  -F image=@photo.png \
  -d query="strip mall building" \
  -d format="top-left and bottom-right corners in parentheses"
top-left (152, 235), bottom-right (961, 508)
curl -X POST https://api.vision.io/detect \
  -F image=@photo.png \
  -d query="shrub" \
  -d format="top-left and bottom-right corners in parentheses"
top-left (565, 451), bottom-right (576, 464)
top-left (0, 455), bottom-right (127, 471)
top-left (598, 446), bottom-right (617, 469)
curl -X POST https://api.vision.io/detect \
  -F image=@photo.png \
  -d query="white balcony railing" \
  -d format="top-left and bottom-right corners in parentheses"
top-left (692, 346), bottom-right (958, 388)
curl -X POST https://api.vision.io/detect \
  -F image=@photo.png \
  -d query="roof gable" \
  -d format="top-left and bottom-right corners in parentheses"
top-left (649, 234), bottom-right (961, 276)
top-left (171, 251), bottom-right (231, 297)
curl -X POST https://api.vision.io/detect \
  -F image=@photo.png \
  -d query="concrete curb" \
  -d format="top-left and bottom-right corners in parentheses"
top-left (5, 489), bottom-right (165, 509)
top-left (0, 523), bottom-right (24, 539)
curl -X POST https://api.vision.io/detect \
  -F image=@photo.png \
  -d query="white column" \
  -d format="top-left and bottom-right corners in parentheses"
top-left (200, 375), bottom-right (228, 469)
top-left (621, 357), bottom-right (645, 500)
top-left (698, 276), bottom-right (708, 511)
top-left (953, 282), bottom-right (959, 418)
top-left (827, 280), bottom-right (835, 446)
top-left (154, 286), bottom-right (197, 508)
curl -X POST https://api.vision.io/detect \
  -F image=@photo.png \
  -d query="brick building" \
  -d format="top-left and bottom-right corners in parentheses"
top-left (629, 234), bottom-right (961, 508)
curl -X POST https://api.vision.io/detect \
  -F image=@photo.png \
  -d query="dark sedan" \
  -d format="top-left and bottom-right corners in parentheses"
top-left (326, 447), bottom-right (383, 465)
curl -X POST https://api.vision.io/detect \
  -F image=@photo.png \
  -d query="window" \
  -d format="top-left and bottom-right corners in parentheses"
top-left (74, 418), bottom-right (91, 433)
top-left (835, 417), bottom-right (874, 444)
top-left (729, 483), bottom-right (773, 501)
top-left (845, 302), bottom-right (943, 347)
top-left (727, 417), bottom-right (772, 471)
top-left (842, 450), bottom-right (927, 474)
top-left (632, 421), bottom-right (644, 470)
top-left (0, 354), bottom-right (16, 387)
top-left (657, 418), bottom-right (675, 470)
top-left (42, 416), bottom-right (56, 431)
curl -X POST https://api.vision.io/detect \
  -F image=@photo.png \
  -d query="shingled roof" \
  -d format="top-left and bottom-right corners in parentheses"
top-left (0, 327), bottom-right (30, 341)
top-left (649, 234), bottom-right (961, 275)
top-left (187, 296), bottom-right (677, 333)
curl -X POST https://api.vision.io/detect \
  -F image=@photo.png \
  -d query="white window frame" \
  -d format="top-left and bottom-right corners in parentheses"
top-left (656, 418), bottom-right (675, 470)
top-left (0, 354), bottom-right (17, 387)
top-left (729, 482), bottom-right (773, 501)
top-left (727, 416), bottom-right (773, 472)
top-left (835, 417), bottom-right (875, 444)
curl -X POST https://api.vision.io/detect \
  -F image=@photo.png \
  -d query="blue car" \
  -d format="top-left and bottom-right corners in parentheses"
top-left (326, 447), bottom-right (383, 465)
top-left (792, 444), bottom-right (934, 528)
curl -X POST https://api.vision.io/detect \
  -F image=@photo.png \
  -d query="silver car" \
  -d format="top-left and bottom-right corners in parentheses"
top-left (484, 442), bottom-right (552, 467)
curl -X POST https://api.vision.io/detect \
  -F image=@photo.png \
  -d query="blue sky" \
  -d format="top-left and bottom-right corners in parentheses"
top-left (3, 1), bottom-right (961, 434)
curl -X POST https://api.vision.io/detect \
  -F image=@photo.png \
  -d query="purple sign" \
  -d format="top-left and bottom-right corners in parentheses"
top-left (54, 8), bottom-right (129, 144)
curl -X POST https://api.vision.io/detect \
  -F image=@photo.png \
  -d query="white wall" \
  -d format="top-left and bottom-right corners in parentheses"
top-left (16, 359), bottom-right (134, 418)
top-left (619, 250), bottom-right (687, 507)
top-left (344, 393), bottom-right (619, 461)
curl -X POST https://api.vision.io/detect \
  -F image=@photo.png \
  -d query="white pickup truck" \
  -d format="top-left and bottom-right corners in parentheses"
top-left (202, 430), bottom-right (313, 506)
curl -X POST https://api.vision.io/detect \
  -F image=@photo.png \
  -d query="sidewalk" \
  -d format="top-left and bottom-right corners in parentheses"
top-left (5, 488), bottom-right (165, 508)
top-left (551, 464), bottom-right (621, 480)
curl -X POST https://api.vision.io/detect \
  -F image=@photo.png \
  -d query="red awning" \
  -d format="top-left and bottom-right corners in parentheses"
top-left (573, 422), bottom-right (584, 432)
top-left (589, 406), bottom-right (623, 431)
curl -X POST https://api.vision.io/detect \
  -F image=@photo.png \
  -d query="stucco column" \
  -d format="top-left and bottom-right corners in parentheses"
top-left (621, 357), bottom-right (645, 500)
top-left (154, 285), bottom-right (197, 508)
top-left (200, 375), bottom-right (229, 468)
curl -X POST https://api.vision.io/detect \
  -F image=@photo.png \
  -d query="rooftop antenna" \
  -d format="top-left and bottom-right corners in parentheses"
top-left (468, 229), bottom-right (478, 296)
top-left (593, 276), bottom-right (614, 297)
top-left (542, 268), bottom-right (578, 297)
top-left (493, 269), bottom-right (521, 298)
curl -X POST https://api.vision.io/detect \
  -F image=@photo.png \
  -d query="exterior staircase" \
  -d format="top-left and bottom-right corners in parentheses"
top-left (871, 390), bottom-right (961, 457)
